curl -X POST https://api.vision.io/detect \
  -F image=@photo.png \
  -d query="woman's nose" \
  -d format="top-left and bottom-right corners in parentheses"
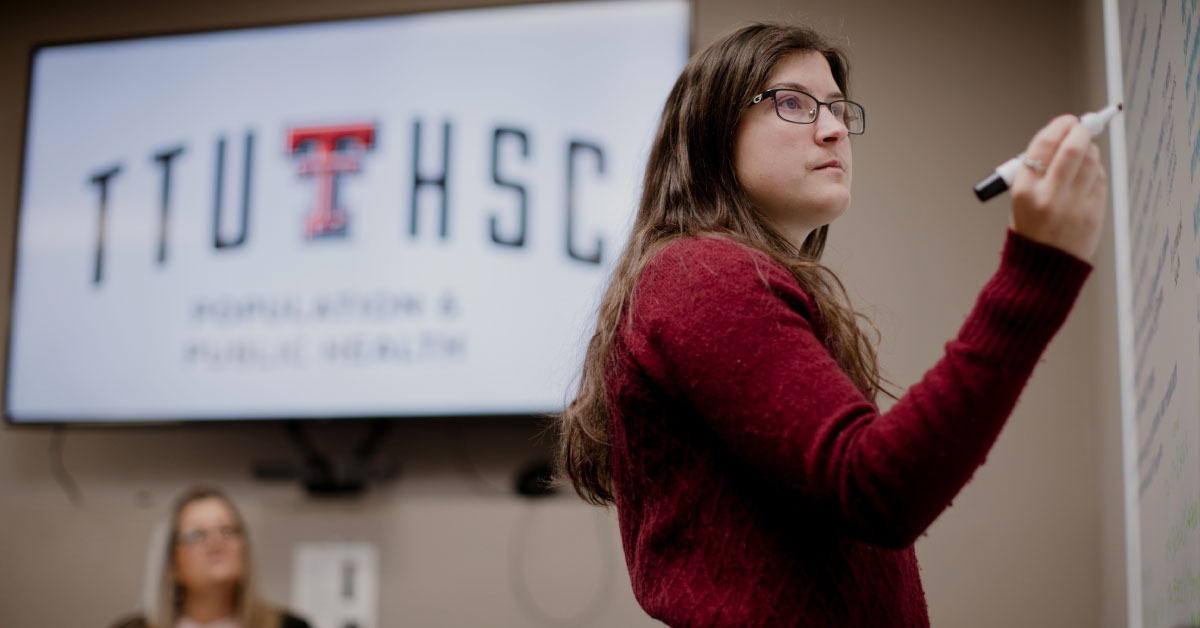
top-left (815, 105), bottom-right (849, 142)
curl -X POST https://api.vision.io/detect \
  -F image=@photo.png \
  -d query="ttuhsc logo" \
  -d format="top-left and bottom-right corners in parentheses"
top-left (288, 123), bottom-right (376, 240)
top-left (84, 119), bottom-right (607, 286)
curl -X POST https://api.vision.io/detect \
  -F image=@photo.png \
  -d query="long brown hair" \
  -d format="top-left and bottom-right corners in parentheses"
top-left (556, 23), bottom-right (888, 506)
top-left (143, 486), bottom-right (282, 628)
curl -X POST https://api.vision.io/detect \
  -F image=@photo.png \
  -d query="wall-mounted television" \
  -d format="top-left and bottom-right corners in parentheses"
top-left (6, 0), bottom-right (690, 424)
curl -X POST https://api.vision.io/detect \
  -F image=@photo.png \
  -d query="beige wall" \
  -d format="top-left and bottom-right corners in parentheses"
top-left (0, 1), bottom-right (1127, 627)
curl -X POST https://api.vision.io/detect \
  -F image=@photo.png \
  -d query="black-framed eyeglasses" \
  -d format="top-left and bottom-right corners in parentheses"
top-left (747, 89), bottom-right (866, 135)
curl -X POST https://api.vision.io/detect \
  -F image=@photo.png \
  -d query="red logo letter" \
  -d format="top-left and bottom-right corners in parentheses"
top-left (287, 123), bottom-right (375, 239)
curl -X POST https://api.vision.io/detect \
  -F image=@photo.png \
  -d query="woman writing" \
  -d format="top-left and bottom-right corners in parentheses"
top-left (111, 486), bottom-right (311, 628)
top-left (556, 22), bottom-right (1106, 627)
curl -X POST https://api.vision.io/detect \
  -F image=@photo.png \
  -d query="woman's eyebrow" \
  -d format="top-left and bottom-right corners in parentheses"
top-left (768, 81), bottom-right (845, 100)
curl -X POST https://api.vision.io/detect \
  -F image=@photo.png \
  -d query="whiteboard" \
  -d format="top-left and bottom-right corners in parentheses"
top-left (1106, 0), bottom-right (1200, 626)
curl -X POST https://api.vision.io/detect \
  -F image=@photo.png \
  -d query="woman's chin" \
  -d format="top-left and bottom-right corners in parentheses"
top-left (202, 567), bottom-right (242, 587)
top-left (813, 193), bottom-right (851, 223)
top-left (796, 183), bottom-right (850, 209)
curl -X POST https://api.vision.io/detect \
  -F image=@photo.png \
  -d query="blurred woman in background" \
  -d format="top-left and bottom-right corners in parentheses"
top-left (111, 486), bottom-right (311, 628)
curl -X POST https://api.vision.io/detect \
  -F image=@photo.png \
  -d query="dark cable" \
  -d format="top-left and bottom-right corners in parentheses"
top-left (49, 426), bottom-right (83, 506)
top-left (285, 422), bottom-right (328, 471)
top-left (353, 420), bottom-right (397, 484)
top-left (352, 420), bottom-right (391, 461)
top-left (450, 422), bottom-right (513, 497)
top-left (509, 501), bottom-right (618, 627)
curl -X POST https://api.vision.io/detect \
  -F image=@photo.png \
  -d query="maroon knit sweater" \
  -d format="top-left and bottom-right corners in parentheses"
top-left (606, 231), bottom-right (1091, 627)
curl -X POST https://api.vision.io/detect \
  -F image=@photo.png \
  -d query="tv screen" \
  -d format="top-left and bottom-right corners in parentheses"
top-left (7, 0), bottom-right (690, 423)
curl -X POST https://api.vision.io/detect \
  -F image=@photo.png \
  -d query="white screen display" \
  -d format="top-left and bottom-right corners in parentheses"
top-left (7, 0), bottom-right (689, 422)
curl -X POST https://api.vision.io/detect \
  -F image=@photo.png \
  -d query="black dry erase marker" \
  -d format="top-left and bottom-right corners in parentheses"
top-left (973, 103), bottom-right (1122, 202)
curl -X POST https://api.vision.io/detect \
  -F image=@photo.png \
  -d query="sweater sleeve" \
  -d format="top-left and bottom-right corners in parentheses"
top-left (626, 231), bottom-right (1091, 549)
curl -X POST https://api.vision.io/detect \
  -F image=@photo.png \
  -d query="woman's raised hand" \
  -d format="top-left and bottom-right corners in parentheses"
top-left (1009, 115), bottom-right (1109, 262)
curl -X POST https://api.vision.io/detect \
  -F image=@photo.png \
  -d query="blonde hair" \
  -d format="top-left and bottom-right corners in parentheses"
top-left (141, 486), bottom-right (282, 628)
